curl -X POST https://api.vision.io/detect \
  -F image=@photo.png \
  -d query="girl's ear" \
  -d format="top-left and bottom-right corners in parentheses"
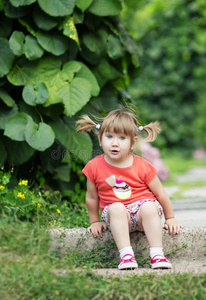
top-left (131, 136), bottom-right (138, 150)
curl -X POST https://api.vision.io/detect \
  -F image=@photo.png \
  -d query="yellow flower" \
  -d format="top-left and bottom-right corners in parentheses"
top-left (38, 203), bottom-right (42, 208)
top-left (19, 180), bottom-right (28, 186)
top-left (0, 185), bottom-right (5, 190)
top-left (57, 209), bottom-right (61, 214)
top-left (17, 192), bottom-right (25, 199)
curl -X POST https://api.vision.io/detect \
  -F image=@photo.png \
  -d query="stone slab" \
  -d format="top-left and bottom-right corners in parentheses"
top-left (49, 227), bottom-right (206, 264)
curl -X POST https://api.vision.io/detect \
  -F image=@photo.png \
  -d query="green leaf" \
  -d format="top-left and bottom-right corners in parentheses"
top-left (0, 38), bottom-right (15, 78)
top-left (0, 103), bottom-right (18, 130)
top-left (3, 138), bottom-right (35, 165)
top-left (24, 35), bottom-right (44, 60)
top-left (68, 127), bottom-right (92, 163)
top-left (0, 88), bottom-right (14, 107)
top-left (4, 1), bottom-right (31, 18)
top-left (9, 0), bottom-right (36, 7)
top-left (33, 6), bottom-right (58, 31)
top-left (7, 56), bottom-right (62, 86)
top-left (36, 30), bottom-right (69, 55)
top-left (9, 31), bottom-right (25, 56)
top-left (59, 16), bottom-right (80, 48)
top-left (88, 0), bottom-right (122, 16)
top-left (37, 0), bottom-right (75, 17)
top-left (49, 118), bottom-right (72, 149)
top-left (25, 120), bottom-right (55, 151)
top-left (0, 13), bottom-right (12, 38)
top-left (107, 34), bottom-right (123, 59)
top-left (22, 83), bottom-right (49, 106)
top-left (76, 0), bottom-right (93, 12)
top-left (59, 77), bottom-right (92, 117)
top-left (50, 118), bottom-right (92, 163)
top-left (4, 112), bottom-right (32, 141)
top-left (62, 61), bottom-right (100, 96)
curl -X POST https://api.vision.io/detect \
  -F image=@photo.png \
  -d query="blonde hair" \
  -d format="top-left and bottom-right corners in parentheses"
top-left (76, 108), bottom-right (161, 143)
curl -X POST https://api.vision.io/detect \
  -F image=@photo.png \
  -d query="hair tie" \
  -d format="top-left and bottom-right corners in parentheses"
top-left (139, 126), bottom-right (144, 131)
top-left (96, 124), bottom-right (101, 129)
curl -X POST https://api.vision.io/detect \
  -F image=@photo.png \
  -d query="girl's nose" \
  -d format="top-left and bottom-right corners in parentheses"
top-left (112, 137), bottom-right (119, 146)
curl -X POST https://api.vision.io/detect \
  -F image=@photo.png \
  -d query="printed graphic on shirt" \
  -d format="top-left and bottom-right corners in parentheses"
top-left (105, 175), bottom-right (131, 199)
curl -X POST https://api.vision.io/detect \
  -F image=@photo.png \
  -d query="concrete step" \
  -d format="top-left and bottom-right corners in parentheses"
top-left (49, 227), bottom-right (206, 265)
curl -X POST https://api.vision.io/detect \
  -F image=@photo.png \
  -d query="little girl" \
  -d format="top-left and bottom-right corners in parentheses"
top-left (76, 108), bottom-right (182, 270)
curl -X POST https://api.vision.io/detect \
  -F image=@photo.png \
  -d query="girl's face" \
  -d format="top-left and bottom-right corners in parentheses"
top-left (99, 131), bottom-right (137, 165)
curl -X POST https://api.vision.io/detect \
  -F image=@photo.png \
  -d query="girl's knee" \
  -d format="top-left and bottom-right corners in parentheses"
top-left (139, 202), bottom-right (158, 218)
top-left (107, 202), bottom-right (129, 220)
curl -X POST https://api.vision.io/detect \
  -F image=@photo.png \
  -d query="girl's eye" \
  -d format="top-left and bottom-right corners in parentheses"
top-left (107, 135), bottom-right (112, 139)
top-left (120, 136), bottom-right (125, 140)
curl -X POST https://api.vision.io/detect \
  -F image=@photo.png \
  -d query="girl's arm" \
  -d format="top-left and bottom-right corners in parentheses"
top-left (148, 175), bottom-right (183, 235)
top-left (86, 178), bottom-right (107, 238)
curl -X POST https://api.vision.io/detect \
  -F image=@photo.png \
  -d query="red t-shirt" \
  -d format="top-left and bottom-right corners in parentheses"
top-left (82, 153), bottom-right (157, 211)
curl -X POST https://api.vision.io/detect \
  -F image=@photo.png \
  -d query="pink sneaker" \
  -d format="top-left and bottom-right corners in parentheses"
top-left (118, 254), bottom-right (138, 270)
top-left (151, 255), bottom-right (172, 269)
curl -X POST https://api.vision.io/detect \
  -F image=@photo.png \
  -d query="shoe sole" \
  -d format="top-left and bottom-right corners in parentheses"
top-left (151, 262), bottom-right (172, 269)
top-left (118, 263), bottom-right (138, 270)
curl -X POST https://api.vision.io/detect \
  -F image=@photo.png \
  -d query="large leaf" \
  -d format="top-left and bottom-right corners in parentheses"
top-left (24, 35), bottom-right (44, 60)
top-left (65, 127), bottom-right (92, 163)
top-left (59, 77), bottom-right (92, 117)
top-left (0, 13), bottom-right (12, 38)
top-left (88, 0), bottom-right (122, 16)
top-left (7, 56), bottom-right (62, 86)
top-left (4, 112), bottom-right (32, 141)
top-left (22, 83), bottom-right (49, 106)
top-left (37, 0), bottom-right (75, 17)
top-left (9, 31), bottom-right (25, 56)
top-left (0, 88), bottom-right (14, 107)
top-left (4, 0), bottom-right (31, 18)
top-left (9, 0), bottom-right (36, 7)
top-left (36, 30), bottom-right (69, 55)
top-left (33, 6), bottom-right (58, 31)
top-left (0, 38), bottom-right (15, 78)
top-left (0, 103), bottom-right (18, 130)
top-left (107, 34), bottom-right (123, 59)
top-left (62, 61), bottom-right (100, 96)
top-left (76, 0), bottom-right (93, 12)
top-left (3, 138), bottom-right (35, 165)
top-left (50, 118), bottom-right (92, 163)
top-left (25, 120), bottom-right (55, 151)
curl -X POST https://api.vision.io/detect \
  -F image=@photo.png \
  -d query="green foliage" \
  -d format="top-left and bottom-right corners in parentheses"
top-left (121, 0), bottom-right (206, 150)
top-left (0, 0), bottom-right (139, 197)
top-left (0, 166), bottom-right (68, 222)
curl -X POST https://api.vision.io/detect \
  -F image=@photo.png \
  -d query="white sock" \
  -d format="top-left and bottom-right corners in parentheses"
top-left (119, 246), bottom-right (134, 259)
top-left (150, 247), bottom-right (164, 259)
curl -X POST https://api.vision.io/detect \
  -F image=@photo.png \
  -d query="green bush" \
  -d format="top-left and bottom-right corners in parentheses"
top-left (121, 0), bottom-right (206, 151)
top-left (0, 0), bottom-right (140, 197)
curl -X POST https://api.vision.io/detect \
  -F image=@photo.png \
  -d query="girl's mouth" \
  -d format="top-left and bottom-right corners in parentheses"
top-left (110, 150), bottom-right (119, 155)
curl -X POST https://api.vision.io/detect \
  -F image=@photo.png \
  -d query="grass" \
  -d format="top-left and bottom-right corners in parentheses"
top-left (0, 217), bottom-right (206, 300)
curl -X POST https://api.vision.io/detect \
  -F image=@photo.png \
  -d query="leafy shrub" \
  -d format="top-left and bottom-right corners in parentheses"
top-left (121, 0), bottom-right (206, 151)
top-left (0, 0), bottom-right (140, 197)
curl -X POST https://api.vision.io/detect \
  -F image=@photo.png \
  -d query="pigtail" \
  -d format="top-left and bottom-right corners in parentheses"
top-left (141, 121), bottom-right (161, 142)
top-left (76, 115), bottom-right (97, 133)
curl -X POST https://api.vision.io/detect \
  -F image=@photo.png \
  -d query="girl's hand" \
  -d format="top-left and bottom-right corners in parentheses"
top-left (164, 218), bottom-right (183, 236)
top-left (87, 222), bottom-right (107, 238)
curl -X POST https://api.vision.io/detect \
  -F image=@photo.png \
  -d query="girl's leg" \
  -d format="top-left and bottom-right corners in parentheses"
top-left (137, 201), bottom-right (172, 269)
top-left (107, 202), bottom-right (138, 269)
top-left (107, 202), bottom-right (131, 249)
top-left (137, 201), bottom-right (162, 247)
